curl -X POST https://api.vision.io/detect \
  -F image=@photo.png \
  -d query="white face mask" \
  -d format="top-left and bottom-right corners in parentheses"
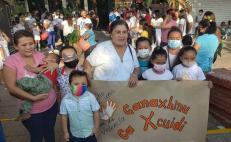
top-left (153, 64), bottom-right (166, 73)
top-left (182, 60), bottom-right (195, 67)
top-left (138, 49), bottom-right (150, 58)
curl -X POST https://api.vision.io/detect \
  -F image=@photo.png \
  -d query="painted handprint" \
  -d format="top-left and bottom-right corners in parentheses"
top-left (100, 101), bottom-right (117, 120)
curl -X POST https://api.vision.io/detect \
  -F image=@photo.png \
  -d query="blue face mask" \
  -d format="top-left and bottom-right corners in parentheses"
top-left (168, 40), bottom-right (182, 49)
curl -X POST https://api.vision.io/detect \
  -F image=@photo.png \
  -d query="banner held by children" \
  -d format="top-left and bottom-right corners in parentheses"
top-left (90, 80), bottom-right (210, 142)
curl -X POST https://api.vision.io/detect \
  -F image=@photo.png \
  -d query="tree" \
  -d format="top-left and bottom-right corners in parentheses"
top-left (167, 0), bottom-right (191, 9)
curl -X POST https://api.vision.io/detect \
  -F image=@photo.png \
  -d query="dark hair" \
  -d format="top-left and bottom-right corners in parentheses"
top-left (203, 11), bottom-right (216, 21)
top-left (199, 9), bottom-right (203, 13)
top-left (109, 19), bottom-right (129, 33)
top-left (175, 46), bottom-right (197, 65)
top-left (167, 8), bottom-right (175, 15)
top-left (154, 10), bottom-right (161, 18)
top-left (135, 37), bottom-right (151, 49)
top-left (199, 19), bottom-right (217, 34)
top-left (167, 26), bottom-right (182, 38)
top-left (59, 46), bottom-right (77, 57)
top-left (179, 9), bottom-right (185, 14)
top-left (139, 18), bottom-right (153, 42)
top-left (14, 30), bottom-right (34, 45)
top-left (69, 70), bottom-right (90, 85)
top-left (48, 53), bottom-right (60, 64)
top-left (182, 35), bottom-right (193, 46)
top-left (150, 47), bottom-right (167, 61)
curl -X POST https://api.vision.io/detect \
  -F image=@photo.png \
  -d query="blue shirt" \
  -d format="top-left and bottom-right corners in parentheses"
top-left (60, 91), bottom-right (100, 138)
top-left (195, 34), bottom-right (219, 72)
top-left (138, 59), bottom-right (150, 78)
top-left (84, 30), bottom-right (97, 46)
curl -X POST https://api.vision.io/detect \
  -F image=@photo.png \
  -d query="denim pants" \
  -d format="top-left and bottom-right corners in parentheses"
top-left (71, 135), bottom-right (97, 142)
top-left (22, 102), bottom-right (58, 142)
top-left (0, 122), bottom-right (5, 142)
top-left (47, 31), bottom-right (56, 50)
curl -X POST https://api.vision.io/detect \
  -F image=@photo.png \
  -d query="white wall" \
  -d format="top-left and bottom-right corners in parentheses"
top-left (190, 0), bottom-right (231, 24)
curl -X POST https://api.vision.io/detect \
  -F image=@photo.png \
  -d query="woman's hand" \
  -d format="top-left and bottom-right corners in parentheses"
top-left (24, 64), bottom-right (46, 73)
top-left (31, 93), bottom-right (48, 102)
top-left (128, 73), bottom-right (138, 88)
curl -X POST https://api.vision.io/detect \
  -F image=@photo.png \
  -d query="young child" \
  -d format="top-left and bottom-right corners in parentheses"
top-left (82, 22), bottom-right (97, 57)
top-left (172, 46), bottom-right (205, 80)
top-left (182, 35), bottom-right (193, 47)
top-left (60, 70), bottom-right (100, 142)
top-left (17, 50), bottom-right (60, 120)
top-left (57, 46), bottom-right (82, 98)
top-left (25, 50), bottom-right (60, 86)
top-left (142, 47), bottom-right (173, 80)
top-left (32, 22), bottom-right (41, 51)
top-left (136, 37), bottom-right (152, 79)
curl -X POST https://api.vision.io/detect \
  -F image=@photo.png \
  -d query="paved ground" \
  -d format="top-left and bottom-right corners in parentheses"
top-left (0, 31), bottom-right (231, 141)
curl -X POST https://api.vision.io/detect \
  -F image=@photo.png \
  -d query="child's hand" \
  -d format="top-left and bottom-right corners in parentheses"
top-left (91, 127), bottom-right (99, 138)
top-left (64, 132), bottom-right (70, 141)
top-left (41, 62), bottom-right (58, 74)
top-left (208, 81), bottom-right (213, 89)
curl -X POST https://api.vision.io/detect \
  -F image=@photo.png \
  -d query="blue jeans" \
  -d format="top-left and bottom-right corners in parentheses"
top-left (22, 102), bottom-right (58, 142)
top-left (47, 31), bottom-right (56, 50)
top-left (71, 135), bottom-right (97, 142)
top-left (0, 123), bottom-right (5, 142)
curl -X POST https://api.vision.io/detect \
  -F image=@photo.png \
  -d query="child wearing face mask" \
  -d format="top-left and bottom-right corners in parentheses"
top-left (136, 37), bottom-right (152, 79)
top-left (164, 27), bottom-right (183, 71)
top-left (57, 46), bottom-right (82, 98)
top-left (60, 70), bottom-right (100, 142)
top-left (172, 46), bottom-right (205, 80)
top-left (142, 47), bottom-right (173, 80)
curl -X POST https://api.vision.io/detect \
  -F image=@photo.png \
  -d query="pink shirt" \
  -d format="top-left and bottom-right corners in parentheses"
top-left (161, 19), bottom-right (177, 43)
top-left (4, 52), bottom-right (56, 114)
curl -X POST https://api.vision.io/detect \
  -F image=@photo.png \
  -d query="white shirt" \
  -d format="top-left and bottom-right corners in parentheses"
top-left (142, 68), bottom-right (173, 80)
top-left (163, 46), bottom-right (179, 70)
top-left (87, 40), bottom-right (140, 81)
top-left (152, 17), bottom-right (163, 35)
top-left (179, 18), bottom-right (187, 36)
top-left (62, 20), bottom-right (74, 36)
top-left (187, 14), bottom-right (194, 34)
top-left (172, 64), bottom-right (205, 80)
top-left (130, 16), bottom-right (137, 28)
top-left (13, 23), bottom-right (25, 33)
top-left (77, 17), bottom-right (92, 35)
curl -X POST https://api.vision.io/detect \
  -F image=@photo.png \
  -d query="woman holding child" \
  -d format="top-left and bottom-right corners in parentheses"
top-left (3, 30), bottom-right (58, 142)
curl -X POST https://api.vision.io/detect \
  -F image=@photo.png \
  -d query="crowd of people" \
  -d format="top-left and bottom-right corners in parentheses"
top-left (0, 4), bottom-right (227, 142)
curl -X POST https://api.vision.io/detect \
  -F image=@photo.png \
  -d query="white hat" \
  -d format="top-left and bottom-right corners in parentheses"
top-left (85, 19), bottom-right (92, 24)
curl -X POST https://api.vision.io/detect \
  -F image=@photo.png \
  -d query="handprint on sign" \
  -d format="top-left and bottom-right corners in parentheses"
top-left (100, 101), bottom-right (117, 120)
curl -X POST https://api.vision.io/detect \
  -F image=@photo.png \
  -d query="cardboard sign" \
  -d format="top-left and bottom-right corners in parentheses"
top-left (90, 81), bottom-right (210, 142)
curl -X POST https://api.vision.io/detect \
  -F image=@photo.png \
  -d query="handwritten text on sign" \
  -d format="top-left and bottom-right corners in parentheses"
top-left (90, 81), bottom-right (210, 142)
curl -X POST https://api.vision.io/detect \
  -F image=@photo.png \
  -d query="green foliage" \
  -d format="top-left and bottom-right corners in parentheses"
top-left (67, 30), bottom-right (80, 45)
top-left (11, 3), bottom-right (26, 16)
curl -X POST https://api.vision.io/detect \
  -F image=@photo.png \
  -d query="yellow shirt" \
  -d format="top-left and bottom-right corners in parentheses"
top-left (141, 30), bottom-right (149, 38)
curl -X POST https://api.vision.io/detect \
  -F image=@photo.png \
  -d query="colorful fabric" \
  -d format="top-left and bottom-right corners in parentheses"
top-left (71, 84), bottom-right (88, 97)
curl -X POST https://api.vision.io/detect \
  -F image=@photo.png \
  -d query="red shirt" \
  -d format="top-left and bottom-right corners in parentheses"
top-left (43, 69), bottom-right (58, 85)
